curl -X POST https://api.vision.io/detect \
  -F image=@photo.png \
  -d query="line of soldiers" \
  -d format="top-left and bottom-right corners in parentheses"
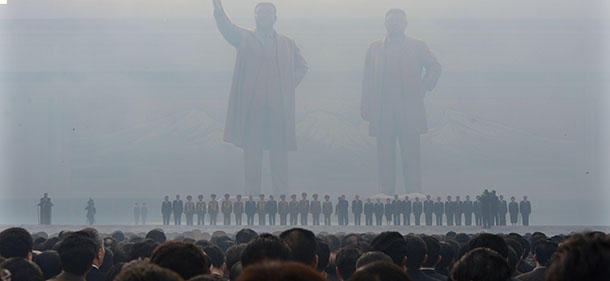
top-left (160, 191), bottom-right (532, 227)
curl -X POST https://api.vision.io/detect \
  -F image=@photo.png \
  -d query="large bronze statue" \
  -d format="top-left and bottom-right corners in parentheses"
top-left (361, 9), bottom-right (441, 194)
top-left (213, 0), bottom-right (308, 195)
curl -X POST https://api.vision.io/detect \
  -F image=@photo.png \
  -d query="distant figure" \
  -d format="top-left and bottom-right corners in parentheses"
top-left (245, 195), bottom-right (257, 225)
top-left (278, 194), bottom-right (289, 225)
top-left (508, 196), bottom-right (519, 225)
top-left (134, 202), bottom-right (140, 225)
top-left (463, 195), bottom-right (473, 226)
top-left (266, 195), bottom-right (278, 225)
top-left (337, 195), bottom-right (349, 226)
top-left (298, 192), bottom-right (310, 226)
top-left (392, 194), bottom-right (402, 225)
top-left (85, 198), bottom-right (96, 225)
top-left (141, 202), bottom-right (147, 224)
top-left (161, 196), bottom-right (172, 225)
top-left (310, 194), bottom-right (322, 226)
top-left (38, 192), bottom-right (53, 225)
top-left (257, 194), bottom-right (267, 225)
top-left (454, 195), bottom-right (463, 226)
top-left (361, 8), bottom-right (441, 195)
top-left (403, 195), bottom-right (412, 225)
top-left (374, 198), bottom-right (384, 226)
top-left (445, 195), bottom-right (454, 226)
top-left (384, 198), bottom-right (393, 225)
top-left (480, 190), bottom-right (492, 228)
top-left (222, 193), bottom-right (233, 225)
top-left (434, 196), bottom-right (444, 226)
top-left (520, 196), bottom-right (531, 226)
top-left (364, 198), bottom-right (374, 226)
top-left (289, 194), bottom-right (299, 225)
top-left (185, 195), bottom-right (196, 226)
top-left (322, 195), bottom-right (333, 226)
top-left (352, 195), bottom-right (363, 226)
top-left (234, 194), bottom-right (244, 225)
top-left (212, 0), bottom-right (308, 196)
top-left (491, 191), bottom-right (500, 226)
top-left (172, 195), bottom-right (184, 225)
top-left (412, 197), bottom-right (423, 226)
top-left (423, 195), bottom-right (434, 226)
top-left (208, 194), bottom-right (219, 225)
top-left (498, 195), bottom-right (508, 226)
top-left (196, 195), bottom-right (206, 225)
top-left (474, 195), bottom-right (482, 226)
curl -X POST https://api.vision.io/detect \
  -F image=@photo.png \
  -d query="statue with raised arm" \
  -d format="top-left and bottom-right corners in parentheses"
top-left (361, 9), bottom-right (441, 195)
top-left (213, 0), bottom-right (308, 196)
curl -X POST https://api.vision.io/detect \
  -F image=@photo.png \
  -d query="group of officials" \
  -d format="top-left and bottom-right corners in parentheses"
top-left (159, 190), bottom-right (532, 228)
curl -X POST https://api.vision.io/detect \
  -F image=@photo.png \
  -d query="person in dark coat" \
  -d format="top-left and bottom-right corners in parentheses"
top-left (221, 193), bottom-right (233, 225)
top-left (322, 195), bottom-right (333, 225)
top-left (474, 195), bottom-right (481, 226)
top-left (454, 195), bottom-right (463, 226)
top-left (234, 194), bottom-right (244, 225)
top-left (374, 198), bottom-right (384, 226)
top-left (498, 195), bottom-right (508, 226)
top-left (509, 196), bottom-right (519, 225)
top-left (490, 190), bottom-right (499, 226)
top-left (352, 195), bottom-right (363, 226)
top-left (433, 196), bottom-right (444, 226)
top-left (161, 195), bottom-right (172, 225)
top-left (266, 195), bottom-right (278, 225)
top-left (423, 195), bottom-right (434, 226)
top-left (480, 190), bottom-right (492, 229)
top-left (289, 194), bottom-right (299, 225)
top-left (364, 198), bottom-right (374, 226)
top-left (463, 195), bottom-right (474, 226)
top-left (520, 196), bottom-right (531, 226)
top-left (257, 194), bottom-right (267, 225)
top-left (298, 192), bottom-right (310, 225)
top-left (196, 195), bottom-right (206, 225)
top-left (86, 198), bottom-right (96, 225)
top-left (336, 195), bottom-right (349, 225)
top-left (445, 195), bottom-right (454, 226)
top-left (245, 195), bottom-right (257, 225)
top-left (208, 194), bottom-right (219, 225)
top-left (278, 194), bottom-right (289, 225)
top-left (384, 198), bottom-right (393, 225)
top-left (403, 195), bottom-right (412, 225)
top-left (172, 195), bottom-right (184, 225)
top-left (310, 194), bottom-right (322, 225)
top-left (38, 193), bottom-right (53, 225)
top-left (412, 197), bottom-right (423, 226)
top-left (392, 194), bottom-right (402, 225)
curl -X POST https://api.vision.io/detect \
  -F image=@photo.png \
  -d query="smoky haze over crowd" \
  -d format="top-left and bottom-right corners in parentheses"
top-left (0, 0), bottom-right (609, 225)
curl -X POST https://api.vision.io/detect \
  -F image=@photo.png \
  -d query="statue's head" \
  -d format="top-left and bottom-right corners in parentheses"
top-left (385, 9), bottom-right (407, 34)
top-left (255, 2), bottom-right (277, 31)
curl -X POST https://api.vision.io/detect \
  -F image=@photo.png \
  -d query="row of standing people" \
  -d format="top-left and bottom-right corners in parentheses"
top-left (159, 191), bottom-right (532, 227)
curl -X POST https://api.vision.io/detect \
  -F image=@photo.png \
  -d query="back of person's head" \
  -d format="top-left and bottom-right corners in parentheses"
top-left (341, 234), bottom-right (362, 248)
top-left (112, 231), bottom-right (126, 243)
top-left (279, 228), bottom-right (317, 266)
top-left (187, 274), bottom-right (225, 281)
top-left (0, 257), bottom-right (43, 281)
top-left (370, 232), bottom-right (407, 266)
top-left (77, 228), bottom-right (103, 250)
top-left (113, 261), bottom-right (185, 281)
top-left (467, 233), bottom-right (509, 258)
top-left (348, 261), bottom-right (411, 281)
top-left (404, 235), bottom-right (428, 269)
top-left (355, 251), bottom-right (393, 269)
top-left (212, 236), bottom-right (234, 252)
top-left (236, 261), bottom-right (325, 281)
top-left (226, 244), bottom-right (247, 271)
top-left (58, 232), bottom-right (98, 275)
top-left (436, 241), bottom-right (457, 269)
top-left (146, 229), bottom-right (167, 244)
top-left (507, 233), bottom-right (529, 259)
top-left (450, 248), bottom-right (511, 281)
top-left (236, 229), bottom-right (258, 245)
top-left (420, 235), bottom-right (441, 268)
top-left (506, 246), bottom-right (519, 275)
top-left (203, 245), bottom-right (225, 268)
top-left (546, 233), bottom-right (610, 281)
top-left (230, 262), bottom-right (243, 281)
top-left (150, 241), bottom-right (210, 280)
top-left (315, 239), bottom-right (330, 272)
top-left (0, 227), bottom-right (33, 259)
top-left (335, 246), bottom-right (362, 281)
top-left (532, 239), bottom-right (558, 266)
top-left (130, 238), bottom-right (159, 260)
top-left (32, 250), bottom-right (62, 280)
top-left (241, 234), bottom-right (292, 268)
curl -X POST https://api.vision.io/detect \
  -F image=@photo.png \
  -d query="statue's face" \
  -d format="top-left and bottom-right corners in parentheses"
top-left (255, 5), bottom-right (277, 30)
top-left (385, 12), bottom-right (407, 34)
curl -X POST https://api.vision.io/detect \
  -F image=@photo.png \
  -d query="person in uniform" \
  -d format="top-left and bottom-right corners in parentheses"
top-left (364, 198), bottom-right (374, 226)
top-left (208, 194), bottom-right (219, 225)
top-left (310, 194), bottom-right (322, 226)
top-left (374, 198), bottom-right (384, 226)
top-left (162, 196), bottom-right (172, 226)
top-left (508, 196), bottom-right (519, 225)
top-left (245, 195), bottom-right (257, 226)
top-left (196, 195), bottom-right (206, 225)
top-left (352, 195), bottom-right (363, 226)
top-left (298, 192), bottom-right (310, 225)
top-left (498, 195), bottom-right (508, 226)
top-left (463, 195), bottom-right (473, 226)
top-left (433, 196), bottom-right (444, 226)
top-left (480, 190), bottom-right (491, 229)
top-left (403, 195), bottom-right (412, 225)
top-left (173, 195), bottom-right (184, 225)
top-left (221, 193), bottom-right (233, 225)
top-left (491, 190), bottom-right (499, 226)
top-left (520, 195), bottom-right (531, 226)
top-left (474, 195), bottom-right (481, 226)
top-left (322, 195), bottom-right (333, 226)
top-left (289, 194), bottom-right (299, 225)
top-left (141, 202), bottom-right (148, 224)
top-left (445, 195), bottom-right (454, 226)
top-left (257, 194), bottom-right (267, 225)
top-left (454, 195), bottom-right (463, 226)
top-left (423, 195), bottom-right (434, 226)
top-left (234, 194), bottom-right (244, 225)
top-left (412, 197), bottom-right (423, 226)
top-left (134, 202), bottom-right (140, 225)
top-left (384, 198), bottom-right (393, 225)
top-left (392, 194), bottom-right (402, 225)
top-left (278, 194), bottom-right (289, 225)
top-left (38, 193), bottom-right (53, 225)
top-left (86, 198), bottom-right (96, 225)
top-left (266, 195), bottom-right (278, 225)
top-left (337, 195), bottom-right (349, 225)
top-left (184, 195), bottom-right (196, 226)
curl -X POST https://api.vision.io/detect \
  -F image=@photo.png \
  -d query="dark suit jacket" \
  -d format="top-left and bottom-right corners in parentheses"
top-left (86, 266), bottom-right (106, 281)
top-left (516, 267), bottom-right (546, 281)
top-left (406, 269), bottom-right (439, 281)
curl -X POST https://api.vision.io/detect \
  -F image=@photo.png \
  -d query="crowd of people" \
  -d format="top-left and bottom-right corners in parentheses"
top-left (158, 190), bottom-right (532, 228)
top-left (0, 226), bottom-right (608, 281)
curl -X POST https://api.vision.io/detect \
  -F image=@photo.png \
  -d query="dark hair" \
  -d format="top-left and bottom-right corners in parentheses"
top-left (315, 239), bottom-right (330, 272)
top-left (506, 246), bottom-right (519, 275)
top-left (188, 274), bottom-right (225, 281)
top-left (32, 250), bottom-right (62, 280)
top-left (0, 257), bottom-right (44, 281)
top-left (421, 235), bottom-right (441, 267)
top-left (532, 239), bottom-right (558, 266)
top-left (226, 244), bottom-right (247, 271)
top-left (130, 239), bottom-right (159, 260)
top-left (546, 233), bottom-right (610, 281)
top-left (111, 231), bottom-right (126, 242)
top-left (280, 228), bottom-right (317, 266)
top-left (370, 232), bottom-right (407, 266)
top-left (203, 245), bottom-right (225, 268)
top-left (507, 233), bottom-right (529, 259)
top-left (77, 228), bottom-right (103, 250)
top-left (450, 248), bottom-right (511, 281)
top-left (212, 236), bottom-right (234, 253)
top-left (150, 241), bottom-right (210, 280)
top-left (335, 246), bottom-right (362, 280)
top-left (348, 261), bottom-right (411, 281)
top-left (230, 262), bottom-right (243, 281)
top-left (236, 261), bottom-right (325, 281)
top-left (404, 235), bottom-right (428, 269)
top-left (236, 229), bottom-right (258, 245)
top-left (146, 229), bottom-right (167, 244)
top-left (0, 227), bottom-right (33, 259)
top-left (467, 233), bottom-right (509, 258)
top-left (114, 262), bottom-right (185, 281)
top-left (241, 234), bottom-right (292, 268)
top-left (355, 251), bottom-right (392, 269)
top-left (436, 241), bottom-right (457, 270)
top-left (58, 233), bottom-right (98, 275)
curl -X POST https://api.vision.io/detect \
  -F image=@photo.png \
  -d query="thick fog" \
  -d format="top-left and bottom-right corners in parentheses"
top-left (0, 0), bottom-right (609, 225)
